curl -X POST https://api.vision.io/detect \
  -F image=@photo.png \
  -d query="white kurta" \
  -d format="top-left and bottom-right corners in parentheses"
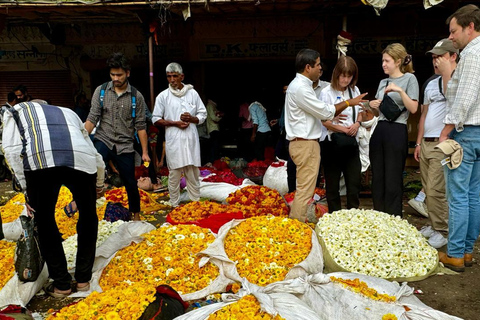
top-left (152, 88), bottom-right (207, 170)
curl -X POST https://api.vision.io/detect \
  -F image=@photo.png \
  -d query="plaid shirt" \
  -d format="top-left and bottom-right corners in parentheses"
top-left (87, 81), bottom-right (147, 154)
top-left (445, 36), bottom-right (480, 131)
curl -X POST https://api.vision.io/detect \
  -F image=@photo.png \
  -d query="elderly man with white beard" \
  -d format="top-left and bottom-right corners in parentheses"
top-left (152, 63), bottom-right (207, 207)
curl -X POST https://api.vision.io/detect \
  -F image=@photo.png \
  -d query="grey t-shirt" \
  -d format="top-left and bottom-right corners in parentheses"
top-left (375, 73), bottom-right (419, 124)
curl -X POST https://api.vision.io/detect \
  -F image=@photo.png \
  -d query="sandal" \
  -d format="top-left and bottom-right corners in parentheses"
top-left (63, 201), bottom-right (78, 218)
top-left (45, 283), bottom-right (71, 298)
top-left (76, 282), bottom-right (90, 292)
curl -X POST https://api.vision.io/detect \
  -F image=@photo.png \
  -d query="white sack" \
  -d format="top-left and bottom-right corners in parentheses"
top-left (263, 161), bottom-right (288, 195)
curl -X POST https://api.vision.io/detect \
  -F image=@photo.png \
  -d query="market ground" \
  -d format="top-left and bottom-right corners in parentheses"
top-left (1, 168), bottom-right (479, 320)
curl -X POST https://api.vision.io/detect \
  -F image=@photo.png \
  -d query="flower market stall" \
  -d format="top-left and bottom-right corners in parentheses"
top-left (0, 181), bottom-right (463, 319)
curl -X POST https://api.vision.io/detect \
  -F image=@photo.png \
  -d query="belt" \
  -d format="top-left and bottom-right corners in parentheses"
top-left (423, 137), bottom-right (439, 142)
top-left (291, 137), bottom-right (317, 141)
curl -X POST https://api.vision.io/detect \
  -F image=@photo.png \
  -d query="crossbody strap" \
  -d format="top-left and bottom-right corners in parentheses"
top-left (347, 87), bottom-right (356, 123)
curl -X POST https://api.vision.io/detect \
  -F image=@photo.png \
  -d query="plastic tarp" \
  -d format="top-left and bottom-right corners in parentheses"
top-left (173, 273), bottom-right (461, 320)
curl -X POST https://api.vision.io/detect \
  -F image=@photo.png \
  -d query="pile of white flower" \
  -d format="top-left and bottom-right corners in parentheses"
top-left (316, 209), bottom-right (437, 279)
top-left (63, 220), bottom-right (125, 270)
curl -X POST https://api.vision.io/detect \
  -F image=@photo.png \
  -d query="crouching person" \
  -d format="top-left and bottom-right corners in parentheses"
top-left (3, 100), bottom-right (103, 297)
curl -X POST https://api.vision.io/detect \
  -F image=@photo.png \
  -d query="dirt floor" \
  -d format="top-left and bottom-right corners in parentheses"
top-left (1, 168), bottom-right (479, 320)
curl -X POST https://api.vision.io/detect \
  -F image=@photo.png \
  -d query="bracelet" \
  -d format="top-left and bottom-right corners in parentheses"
top-left (345, 100), bottom-right (350, 107)
top-left (415, 143), bottom-right (421, 147)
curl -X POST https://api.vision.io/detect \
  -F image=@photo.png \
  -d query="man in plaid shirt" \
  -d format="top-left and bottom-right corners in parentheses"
top-left (438, 4), bottom-right (480, 272)
top-left (85, 53), bottom-right (150, 221)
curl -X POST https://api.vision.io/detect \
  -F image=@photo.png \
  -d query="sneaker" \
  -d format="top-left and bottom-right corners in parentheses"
top-left (408, 199), bottom-right (429, 218)
top-left (419, 225), bottom-right (435, 238)
top-left (428, 231), bottom-right (448, 249)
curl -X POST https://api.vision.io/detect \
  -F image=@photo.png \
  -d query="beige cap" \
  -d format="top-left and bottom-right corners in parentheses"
top-left (434, 139), bottom-right (463, 169)
top-left (426, 39), bottom-right (459, 55)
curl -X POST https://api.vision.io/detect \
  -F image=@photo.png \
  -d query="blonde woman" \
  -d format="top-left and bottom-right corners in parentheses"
top-left (369, 43), bottom-right (419, 216)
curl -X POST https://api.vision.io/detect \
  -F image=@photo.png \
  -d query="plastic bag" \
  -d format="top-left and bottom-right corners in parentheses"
top-left (263, 161), bottom-right (288, 195)
top-left (15, 216), bottom-right (44, 282)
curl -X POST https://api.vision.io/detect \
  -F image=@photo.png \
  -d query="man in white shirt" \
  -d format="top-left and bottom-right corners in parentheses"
top-left (152, 63), bottom-right (207, 207)
top-left (284, 49), bottom-right (366, 222)
top-left (413, 39), bottom-right (458, 249)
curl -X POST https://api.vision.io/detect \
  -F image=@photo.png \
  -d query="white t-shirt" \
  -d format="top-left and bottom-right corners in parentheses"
top-left (423, 76), bottom-right (447, 138)
top-left (319, 84), bottom-right (362, 141)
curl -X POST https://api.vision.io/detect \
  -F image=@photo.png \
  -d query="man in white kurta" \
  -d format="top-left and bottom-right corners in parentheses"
top-left (152, 63), bottom-right (207, 207)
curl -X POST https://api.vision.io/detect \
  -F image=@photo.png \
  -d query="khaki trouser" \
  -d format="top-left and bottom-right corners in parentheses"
top-left (168, 165), bottom-right (201, 207)
top-left (289, 140), bottom-right (320, 222)
top-left (420, 140), bottom-right (448, 234)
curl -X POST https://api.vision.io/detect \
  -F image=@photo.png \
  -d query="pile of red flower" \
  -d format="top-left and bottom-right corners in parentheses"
top-left (202, 169), bottom-right (244, 186)
top-left (242, 160), bottom-right (272, 178)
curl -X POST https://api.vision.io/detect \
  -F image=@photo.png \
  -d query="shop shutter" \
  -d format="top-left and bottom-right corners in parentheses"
top-left (0, 70), bottom-right (74, 108)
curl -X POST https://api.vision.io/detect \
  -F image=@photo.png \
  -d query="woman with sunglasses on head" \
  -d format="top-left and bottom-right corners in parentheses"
top-left (369, 43), bottom-right (419, 216)
top-left (319, 55), bottom-right (367, 212)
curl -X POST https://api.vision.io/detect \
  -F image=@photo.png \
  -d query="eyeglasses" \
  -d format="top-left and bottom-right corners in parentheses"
top-left (166, 74), bottom-right (180, 78)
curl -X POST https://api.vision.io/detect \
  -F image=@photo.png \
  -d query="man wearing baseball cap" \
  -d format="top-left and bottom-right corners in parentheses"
top-left (412, 39), bottom-right (458, 249)
top-left (437, 4), bottom-right (480, 272)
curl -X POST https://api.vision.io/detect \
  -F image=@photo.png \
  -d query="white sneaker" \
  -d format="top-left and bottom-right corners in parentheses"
top-left (408, 199), bottom-right (429, 218)
top-left (419, 225), bottom-right (435, 238)
top-left (428, 231), bottom-right (448, 249)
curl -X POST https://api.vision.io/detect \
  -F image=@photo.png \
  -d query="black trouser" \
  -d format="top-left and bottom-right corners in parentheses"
top-left (25, 167), bottom-right (98, 291)
top-left (285, 140), bottom-right (296, 193)
top-left (238, 128), bottom-right (254, 162)
top-left (209, 130), bottom-right (221, 163)
top-left (321, 139), bottom-right (361, 212)
top-left (254, 131), bottom-right (271, 161)
top-left (94, 140), bottom-right (140, 213)
top-left (369, 121), bottom-right (408, 216)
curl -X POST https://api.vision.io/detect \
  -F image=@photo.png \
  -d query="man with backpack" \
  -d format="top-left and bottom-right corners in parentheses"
top-left (85, 52), bottom-right (150, 221)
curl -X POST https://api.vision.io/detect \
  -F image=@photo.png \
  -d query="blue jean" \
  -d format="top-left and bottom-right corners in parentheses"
top-left (446, 126), bottom-right (480, 258)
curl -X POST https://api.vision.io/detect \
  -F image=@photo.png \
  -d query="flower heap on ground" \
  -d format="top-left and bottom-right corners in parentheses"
top-left (63, 220), bottom-right (124, 271)
top-left (226, 186), bottom-right (288, 218)
top-left (168, 200), bottom-right (241, 223)
top-left (99, 224), bottom-right (219, 295)
top-left (47, 282), bottom-right (156, 320)
top-left (208, 294), bottom-right (285, 320)
top-left (224, 215), bottom-right (311, 286)
top-left (317, 209), bottom-right (437, 278)
top-left (329, 276), bottom-right (396, 302)
top-left (105, 187), bottom-right (165, 214)
top-left (0, 187), bottom-right (106, 239)
top-left (0, 240), bottom-right (16, 290)
top-left (284, 187), bottom-right (326, 204)
top-left (53, 187), bottom-right (106, 239)
top-left (0, 193), bottom-right (25, 223)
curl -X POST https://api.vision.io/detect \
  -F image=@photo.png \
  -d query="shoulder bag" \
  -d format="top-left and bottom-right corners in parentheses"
top-left (379, 81), bottom-right (406, 121)
top-left (330, 87), bottom-right (358, 148)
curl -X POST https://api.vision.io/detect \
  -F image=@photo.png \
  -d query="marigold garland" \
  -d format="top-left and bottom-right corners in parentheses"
top-left (0, 240), bottom-right (16, 290)
top-left (329, 276), bottom-right (396, 303)
top-left (168, 200), bottom-right (241, 223)
top-left (47, 282), bottom-right (156, 320)
top-left (99, 224), bottom-right (219, 295)
top-left (224, 215), bottom-right (311, 286)
top-left (382, 314), bottom-right (398, 320)
top-left (208, 294), bottom-right (285, 320)
top-left (226, 186), bottom-right (288, 218)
